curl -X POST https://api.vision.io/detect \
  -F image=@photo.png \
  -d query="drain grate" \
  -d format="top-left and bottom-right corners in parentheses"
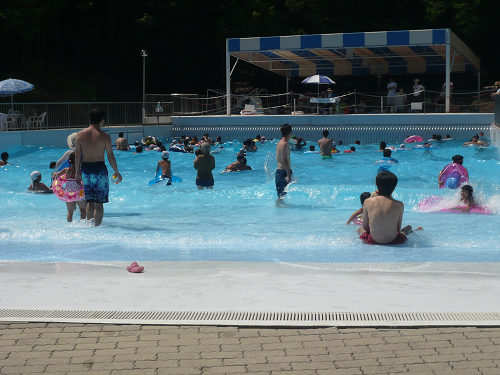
top-left (1, 309), bottom-right (500, 326)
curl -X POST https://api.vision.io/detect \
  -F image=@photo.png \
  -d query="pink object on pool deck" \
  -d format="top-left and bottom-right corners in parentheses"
top-left (439, 163), bottom-right (469, 189)
top-left (418, 196), bottom-right (491, 215)
top-left (127, 262), bottom-right (145, 273)
top-left (404, 135), bottom-right (423, 143)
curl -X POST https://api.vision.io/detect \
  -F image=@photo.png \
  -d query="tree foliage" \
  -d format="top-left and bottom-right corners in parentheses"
top-left (0, 0), bottom-right (496, 101)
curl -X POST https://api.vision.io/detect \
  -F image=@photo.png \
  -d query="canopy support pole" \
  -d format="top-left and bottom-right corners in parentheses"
top-left (477, 70), bottom-right (481, 113)
top-left (226, 40), bottom-right (231, 116)
top-left (445, 29), bottom-right (451, 113)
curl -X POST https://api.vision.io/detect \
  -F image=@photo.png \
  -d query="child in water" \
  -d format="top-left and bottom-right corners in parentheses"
top-left (346, 192), bottom-right (371, 224)
top-left (453, 185), bottom-right (476, 212)
top-left (55, 152), bottom-right (87, 222)
top-left (28, 171), bottom-right (52, 193)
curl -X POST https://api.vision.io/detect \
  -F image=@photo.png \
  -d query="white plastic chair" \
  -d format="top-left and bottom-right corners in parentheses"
top-left (27, 112), bottom-right (46, 130)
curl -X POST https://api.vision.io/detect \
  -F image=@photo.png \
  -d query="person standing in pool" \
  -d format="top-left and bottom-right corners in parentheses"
top-left (115, 132), bottom-right (129, 151)
top-left (194, 142), bottom-right (215, 189)
top-left (75, 108), bottom-right (122, 227)
top-left (318, 130), bottom-right (333, 157)
top-left (357, 171), bottom-right (421, 244)
top-left (276, 124), bottom-right (293, 200)
top-left (156, 151), bottom-right (172, 185)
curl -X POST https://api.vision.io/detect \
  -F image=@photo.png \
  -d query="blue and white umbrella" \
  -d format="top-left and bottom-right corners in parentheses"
top-left (301, 74), bottom-right (335, 85)
top-left (301, 75), bottom-right (335, 112)
top-left (0, 78), bottom-right (34, 110)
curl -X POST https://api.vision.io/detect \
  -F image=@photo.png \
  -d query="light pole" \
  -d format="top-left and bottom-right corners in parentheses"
top-left (141, 49), bottom-right (148, 123)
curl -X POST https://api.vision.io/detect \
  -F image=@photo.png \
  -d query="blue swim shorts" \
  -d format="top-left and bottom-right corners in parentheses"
top-left (196, 178), bottom-right (214, 187)
top-left (275, 169), bottom-right (292, 198)
top-left (81, 161), bottom-right (109, 203)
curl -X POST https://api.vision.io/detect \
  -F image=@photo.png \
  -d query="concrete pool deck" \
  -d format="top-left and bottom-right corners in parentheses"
top-left (1, 261), bottom-right (500, 326)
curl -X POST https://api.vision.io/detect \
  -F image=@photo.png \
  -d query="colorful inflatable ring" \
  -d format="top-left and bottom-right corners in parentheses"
top-left (418, 196), bottom-right (491, 215)
top-left (51, 174), bottom-right (85, 202)
top-left (404, 135), bottom-right (423, 143)
top-left (141, 136), bottom-right (159, 146)
top-left (439, 163), bottom-right (469, 189)
top-left (353, 214), bottom-right (363, 225)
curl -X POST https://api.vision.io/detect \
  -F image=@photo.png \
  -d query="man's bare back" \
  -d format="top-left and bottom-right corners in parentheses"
top-left (116, 137), bottom-right (129, 151)
top-left (361, 195), bottom-right (404, 243)
top-left (276, 137), bottom-right (291, 180)
top-left (77, 126), bottom-right (111, 163)
top-left (318, 137), bottom-right (333, 156)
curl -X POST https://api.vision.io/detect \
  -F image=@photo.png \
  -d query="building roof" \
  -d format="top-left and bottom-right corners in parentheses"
top-left (227, 29), bottom-right (480, 77)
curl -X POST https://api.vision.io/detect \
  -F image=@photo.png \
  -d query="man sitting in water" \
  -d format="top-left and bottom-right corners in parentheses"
top-left (225, 154), bottom-right (251, 172)
top-left (115, 132), bottom-right (129, 151)
top-left (358, 171), bottom-right (422, 244)
top-left (156, 151), bottom-right (172, 185)
top-left (318, 130), bottom-right (333, 157)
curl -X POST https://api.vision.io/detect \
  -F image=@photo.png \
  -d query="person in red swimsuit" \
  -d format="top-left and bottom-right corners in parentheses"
top-left (357, 171), bottom-right (422, 245)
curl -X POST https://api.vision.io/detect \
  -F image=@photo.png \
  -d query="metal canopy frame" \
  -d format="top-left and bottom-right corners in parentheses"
top-left (226, 29), bottom-right (480, 114)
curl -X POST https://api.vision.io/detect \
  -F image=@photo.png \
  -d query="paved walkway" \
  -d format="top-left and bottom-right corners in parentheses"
top-left (1, 323), bottom-right (499, 374)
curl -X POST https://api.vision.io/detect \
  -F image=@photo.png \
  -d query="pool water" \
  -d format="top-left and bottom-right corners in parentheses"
top-left (1, 138), bottom-right (499, 263)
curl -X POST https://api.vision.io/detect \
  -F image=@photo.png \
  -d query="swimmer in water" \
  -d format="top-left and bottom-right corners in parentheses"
top-left (28, 171), bottom-right (51, 193)
top-left (452, 185), bottom-right (476, 212)
top-left (55, 152), bottom-right (87, 221)
top-left (156, 151), bottom-right (172, 185)
top-left (346, 192), bottom-right (371, 224)
top-left (0, 152), bottom-right (13, 166)
top-left (276, 124), bottom-right (293, 200)
top-left (318, 130), bottom-right (334, 157)
top-left (357, 171), bottom-right (422, 244)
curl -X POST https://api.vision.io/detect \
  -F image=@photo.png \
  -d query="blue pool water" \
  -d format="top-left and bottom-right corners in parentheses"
top-left (1, 137), bottom-right (499, 263)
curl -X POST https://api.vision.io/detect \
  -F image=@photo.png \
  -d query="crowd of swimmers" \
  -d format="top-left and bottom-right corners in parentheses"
top-left (1, 107), bottom-right (490, 237)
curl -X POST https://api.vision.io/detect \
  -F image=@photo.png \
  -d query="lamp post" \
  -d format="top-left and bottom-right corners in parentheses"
top-left (141, 49), bottom-right (148, 123)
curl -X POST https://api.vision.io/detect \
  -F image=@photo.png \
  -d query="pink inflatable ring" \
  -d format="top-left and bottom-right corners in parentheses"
top-left (51, 174), bottom-right (85, 202)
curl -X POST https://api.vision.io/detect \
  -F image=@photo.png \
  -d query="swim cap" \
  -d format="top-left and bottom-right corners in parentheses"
top-left (30, 171), bottom-right (41, 181)
top-left (237, 148), bottom-right (246, 156)
top-left (161, 151), bottom-right (169, 159)
top-left (172, 139), bottom-right (178, 144)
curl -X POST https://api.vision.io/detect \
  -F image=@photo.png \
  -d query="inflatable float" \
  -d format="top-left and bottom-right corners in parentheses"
top-left (141, 135), bottom-right (160, 147)
top-left (375, 157), bottom-right (399, 171)
top-left (148, 169), bottom-right (182, 186)
top-left (169, 145), bottom-right (188, 153)
top-left (439, 163), bottom-right (468, 189)
top-left (404, 135), bottom-right (423, 143)
top-left (51, 174), bottom-right (85, 202)
top-left (418, 195), bottom-right (491, 215)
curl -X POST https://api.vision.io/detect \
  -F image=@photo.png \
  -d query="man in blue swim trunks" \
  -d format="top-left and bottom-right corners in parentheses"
top-left (75, 108), bottom-right (122, 226)
top-left (275, 124), bottom-right (293, 201)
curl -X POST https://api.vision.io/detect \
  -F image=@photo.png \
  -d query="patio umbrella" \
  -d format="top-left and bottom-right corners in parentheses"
top-left (0, 78), bottom-right (34, 110)
top-left (301, 74), bottom-right (335, 113)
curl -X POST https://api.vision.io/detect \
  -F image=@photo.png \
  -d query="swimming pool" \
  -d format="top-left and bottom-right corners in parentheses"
top-left (1, 137), bottom-right (499, 264)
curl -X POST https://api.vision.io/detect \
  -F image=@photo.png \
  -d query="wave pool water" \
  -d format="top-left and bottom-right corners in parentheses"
top-left (1, 137), bottom-right (499, 263)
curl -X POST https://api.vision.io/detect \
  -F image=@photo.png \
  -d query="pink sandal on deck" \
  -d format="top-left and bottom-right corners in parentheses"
top-left (127, 262), bottom-right (144, 273)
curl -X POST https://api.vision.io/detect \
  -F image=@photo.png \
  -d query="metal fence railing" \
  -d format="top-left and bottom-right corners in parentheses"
top-left (0, 102), bottom-right (163, 131)
top-left (1, 89), bottom-right (496, 132)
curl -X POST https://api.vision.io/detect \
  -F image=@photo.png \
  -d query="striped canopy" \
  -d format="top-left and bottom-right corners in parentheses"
top-left (227, 29), bottom-right (480, 77)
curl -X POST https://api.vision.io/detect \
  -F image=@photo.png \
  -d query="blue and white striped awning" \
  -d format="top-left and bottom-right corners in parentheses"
top-left (227, 29), bottom-right (479, 77)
